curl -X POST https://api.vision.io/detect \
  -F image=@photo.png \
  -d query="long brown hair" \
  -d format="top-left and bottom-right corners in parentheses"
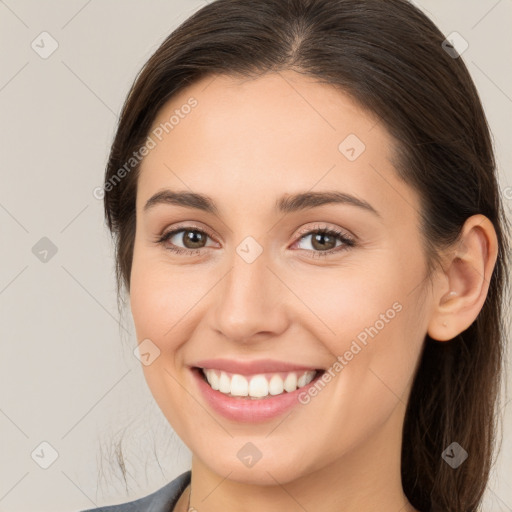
top-left (101, 1), bottom-right (511, 510)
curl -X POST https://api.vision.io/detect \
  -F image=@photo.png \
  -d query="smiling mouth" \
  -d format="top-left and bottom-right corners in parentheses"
top-left (195, 367), bottom-right (326, 399)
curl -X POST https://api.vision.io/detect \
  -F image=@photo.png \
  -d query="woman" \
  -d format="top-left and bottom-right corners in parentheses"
top-left (82, 0), bottom-right (511, 510)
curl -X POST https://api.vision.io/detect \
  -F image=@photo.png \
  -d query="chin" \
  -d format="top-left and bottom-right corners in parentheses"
top-left (195, 446), bottom-right (314, 486)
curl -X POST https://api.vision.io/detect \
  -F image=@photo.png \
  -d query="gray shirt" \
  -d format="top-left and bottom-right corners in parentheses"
top-left (79, 470), bottom-right (191, 512)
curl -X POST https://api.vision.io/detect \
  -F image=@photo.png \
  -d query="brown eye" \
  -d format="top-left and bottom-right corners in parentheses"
top-left (156, 226), bottom-right (217, 255)
top-left (179, 229), bottom-right (208, 249)
top-left (309, 232), bottom-right (338, 251)
top-left (294, 228), bottom-right (355, 257)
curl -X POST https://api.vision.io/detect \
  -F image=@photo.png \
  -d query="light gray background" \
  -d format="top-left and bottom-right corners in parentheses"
top-left (0, 1), bottom-right (511, 511)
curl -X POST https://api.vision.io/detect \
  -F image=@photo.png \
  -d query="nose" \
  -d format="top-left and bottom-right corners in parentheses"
top-left (209, 249), bottom-right (289, 344)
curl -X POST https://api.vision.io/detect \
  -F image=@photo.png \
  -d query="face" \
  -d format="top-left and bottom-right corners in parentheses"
top-left (130, 70), bottom-right (432, 485)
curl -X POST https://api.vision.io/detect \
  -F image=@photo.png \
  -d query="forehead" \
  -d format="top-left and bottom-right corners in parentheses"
top-left (137, 71), bottom-right (419, 225)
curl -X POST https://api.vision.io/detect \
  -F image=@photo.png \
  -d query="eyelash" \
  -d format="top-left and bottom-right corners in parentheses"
top-left (155, 224), bottom-right (356, 259)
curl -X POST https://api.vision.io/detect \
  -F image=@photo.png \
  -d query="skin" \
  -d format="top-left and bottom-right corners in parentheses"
top-left (129, 70), bottom-right (498, 512)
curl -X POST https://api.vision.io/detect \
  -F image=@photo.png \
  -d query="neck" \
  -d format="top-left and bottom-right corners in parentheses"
top-left (183, 402), bottom-right (418, 512)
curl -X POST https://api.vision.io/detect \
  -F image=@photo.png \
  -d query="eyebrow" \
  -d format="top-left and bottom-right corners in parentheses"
top-left (143, 189), bottom-right (381, 218)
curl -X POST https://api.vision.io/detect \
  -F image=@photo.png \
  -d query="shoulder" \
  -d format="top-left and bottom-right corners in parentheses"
top-left (78, 470), bottom-right (191, 512)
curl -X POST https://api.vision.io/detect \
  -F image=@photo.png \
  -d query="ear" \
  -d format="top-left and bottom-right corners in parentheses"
top-left (427, 214), bottom-right (499, 342)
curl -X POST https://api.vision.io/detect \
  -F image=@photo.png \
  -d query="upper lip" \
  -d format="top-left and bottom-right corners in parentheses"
top-left (192, 358), bottom-right (322, 375)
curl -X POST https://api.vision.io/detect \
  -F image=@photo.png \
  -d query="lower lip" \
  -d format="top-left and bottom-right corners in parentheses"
top-left (190, 367), bottom-right (324, 423)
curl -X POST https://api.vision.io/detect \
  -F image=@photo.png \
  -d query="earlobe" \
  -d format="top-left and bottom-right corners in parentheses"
top-left (427, 214), bottom-right (498, 342)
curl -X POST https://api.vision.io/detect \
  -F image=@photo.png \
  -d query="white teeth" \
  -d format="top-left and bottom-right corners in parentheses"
top-left (218, 371), bottom-right (231, 393)
top-left (230, 374), bottom-right (249, 396)
top-left (249, 375), bottom-right (268, 397)
top-left (283, 372), bottom-right (297, 392)
top-left (268, 375), bottom-right (284, 395)
top-left (202, 369), bottom-right (317, 398)
top-left (297, 373), bottom-right (309, 387)
top-left (206, 369), bottom-right (220, 391)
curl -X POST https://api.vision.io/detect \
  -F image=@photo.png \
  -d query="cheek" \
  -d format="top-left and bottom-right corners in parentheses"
top-left (129, 256), bottom-right (196, 426)
top-left (289, 259), bottom-right (404, 347)
top-left (290, 254), bottom-right (426, 397)
top-left (129, 250), bottom-right (205, 343)
top-left (291, 270), bottom-right (423, 459)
